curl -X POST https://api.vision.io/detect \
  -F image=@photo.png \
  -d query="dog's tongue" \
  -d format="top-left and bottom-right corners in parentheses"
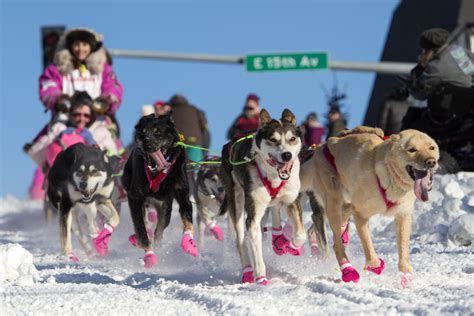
top-left (149, 149), bottom-right (170, 170)
top-left (413, 169), bottom-right (430, 202)
top-left (278, 161), bottom-right (293, 180)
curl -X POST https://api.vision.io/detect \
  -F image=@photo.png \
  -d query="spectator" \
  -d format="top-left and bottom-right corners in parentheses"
top-left (378, 86), bottom-right (411, 134)
top-left (154, 100), bottom-right (172, 117)
top-left (408, 28), bottom-right (474, 122)
top-left (227, 93), bottom-right (260, 140)
top-left (326, 106), bottom-right (347, 139)
top-left (168, 94), bottom-right (210, 162)
top-left (300, 112), bottom-right (325, 147)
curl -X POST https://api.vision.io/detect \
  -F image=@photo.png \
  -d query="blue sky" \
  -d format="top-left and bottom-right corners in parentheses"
top-left (0, 0), bottom-right (399, 197)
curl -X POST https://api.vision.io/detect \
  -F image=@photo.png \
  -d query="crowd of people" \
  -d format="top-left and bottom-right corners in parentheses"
top-left (24, 26), bottom-right (473, 200)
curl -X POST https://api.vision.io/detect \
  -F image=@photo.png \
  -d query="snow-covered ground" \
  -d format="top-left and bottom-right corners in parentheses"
top-left (1, 173), bottom-right (473, 315)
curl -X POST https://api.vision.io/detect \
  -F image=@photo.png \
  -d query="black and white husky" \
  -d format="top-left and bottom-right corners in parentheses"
top-left (47, 143), bottom-right (121, 261)
top-left (220, 109), bottom-right (306, 285)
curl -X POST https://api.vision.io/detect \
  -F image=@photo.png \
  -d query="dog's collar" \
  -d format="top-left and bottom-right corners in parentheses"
top-left (144, 157), bottom-right (177, 193)
top-left (376, 176), bottom-right (397, 209)
top-left (255, 162), bottom-right (286, 200)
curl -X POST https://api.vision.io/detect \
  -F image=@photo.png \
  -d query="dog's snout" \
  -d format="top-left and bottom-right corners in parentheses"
top-left (79, 181), bottom-right (87, 190)
top-left (281, 152), bottom-right (292, 162)
top-left (425, 158), bottom-right (437, 168)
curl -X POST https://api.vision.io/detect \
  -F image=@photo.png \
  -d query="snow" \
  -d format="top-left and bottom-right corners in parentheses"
top-left (1, 173), bottom-right (473, 314)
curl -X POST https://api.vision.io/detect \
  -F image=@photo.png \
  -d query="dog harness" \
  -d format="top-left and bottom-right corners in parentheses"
top-left (144, 158), bottom-right (176, 193)
top-left (322, 143), bottom-right (397, 209)
top-left (255, 163), bottom-right (287, 199)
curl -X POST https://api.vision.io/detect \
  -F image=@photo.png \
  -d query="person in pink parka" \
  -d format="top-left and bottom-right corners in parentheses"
top-left (29, 27), bottom-right (123, 200)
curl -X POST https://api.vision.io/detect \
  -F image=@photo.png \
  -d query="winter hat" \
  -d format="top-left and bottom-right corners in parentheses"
top-left (168, 94), bottom-right (189, 107)
top-left (66, 29), bottom-right (103, 53)
top-left (153, 100), bottom-right (166, 108)
top-left (306, 112), bottom-right (318, 120)
top-left (141, 105), bottom-right (155, 117)
top-left (246, 93), bottom-right (260, 103)
top-left (419, 28), bottom-right (449, 51)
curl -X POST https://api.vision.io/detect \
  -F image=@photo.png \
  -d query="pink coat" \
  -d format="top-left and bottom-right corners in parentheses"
top-left (39, 63), bottom-right (123, 115)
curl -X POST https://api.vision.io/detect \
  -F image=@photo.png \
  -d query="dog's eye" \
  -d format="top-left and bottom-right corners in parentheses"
top-left (269, 137), bottom-right (277, 143)
top-left (91, 170), bottom-right (100, 176)
top-left (429, 146), bottom-right (435, 151)
top-left (76, 171), bottom-right (83, 177)
top-left (289, 136), bottom-right (297, 142)
top-left (408, 147), bottom-right (417, 153)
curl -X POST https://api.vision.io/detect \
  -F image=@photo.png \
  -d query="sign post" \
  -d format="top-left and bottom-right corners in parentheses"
top-left (245, 52), bottom-right (328, 72)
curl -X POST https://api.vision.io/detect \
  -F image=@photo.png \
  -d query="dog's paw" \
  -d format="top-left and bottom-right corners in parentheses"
top-left (93, 225), bottom-right (113, 256)
top-left (147, 209), bottom-right (158, 223)
top-left (209, 224), bottom-right (224, 241)
top-left (401, 272), bottom-right (414, 288)
top-left (286, 242), bottom-right (304, 256)
top-left (242, 265), bottom-right (254, 283)
top-left (310, 241), bottom-right (320, 257)
top-left (181, 233), bottom-right (199, 257)
top-left (365, 258), bottom-right (385, 275)
top-left (340, 261), bottom-right (360, 283)
top-left (255, 276), bottom-right (269, 286)
top-left (68, 253), bottom-right (79, 262)
top-left (143, 251), bottom-right (158, 268)
top-left (272, 228), bottom-right (289, 256)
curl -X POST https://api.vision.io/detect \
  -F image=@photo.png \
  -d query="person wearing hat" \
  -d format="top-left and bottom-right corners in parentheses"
top-left (153, 100), bottom-right (172, 116)
top-left (226, 93), bottom-right (261, 140)
top-left (29, 28), bottom-right (124, 200)
top-left (326, 106), bottom-right (347, 139)
top-left (300, 112), bottom-right (326, 147)
top-left (409, 27), bottom-right (474, 101)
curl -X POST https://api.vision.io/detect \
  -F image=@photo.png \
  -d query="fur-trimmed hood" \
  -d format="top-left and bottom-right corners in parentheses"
top-left (54, 28), bottom-right (107, 75)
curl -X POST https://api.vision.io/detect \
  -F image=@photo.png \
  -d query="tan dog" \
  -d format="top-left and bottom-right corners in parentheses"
top-left (301, 126), bottom-right (439, 285)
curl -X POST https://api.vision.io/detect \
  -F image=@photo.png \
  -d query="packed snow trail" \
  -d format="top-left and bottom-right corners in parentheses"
top-left (1, 173), bottom-right (473, 314)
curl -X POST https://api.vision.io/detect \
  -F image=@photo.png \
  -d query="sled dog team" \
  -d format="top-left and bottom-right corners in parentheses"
top-left (48, 109), bottom-right (440, 287)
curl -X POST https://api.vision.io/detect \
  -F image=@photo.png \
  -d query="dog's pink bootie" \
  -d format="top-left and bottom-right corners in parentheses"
top-left (242, 265), bottom-right (254, 283)
top-left (365, 258), bottom-right (385, 275)
top-left (401, 272), bottom-right (414, 288)
top-left (147, 209), bottom-right (158, 223)
top-left (93, 224), bottom-right (114, 256)
top-left (341, 223), bottom-right (350, 246)
top-left (310, 241), bottom-right (320, 257)
top-left (68, 252), bottom-right (79, 262)
top-left (255, 276), bottom-right (269, 286)
top-left (272, 227), bottom-right (289, 256)
top-left (287, 242), bottom-right (304, 256)
top-left (340, 261), bottom-right (360, 283)
top-left (128, 234), bottom-right (138, 247)
top-left (209, 222), bottom-right (224, 241)
top-left (143, 251), bottom-right (158, 268)
top-left (181, 233), bottom-right (198, 257)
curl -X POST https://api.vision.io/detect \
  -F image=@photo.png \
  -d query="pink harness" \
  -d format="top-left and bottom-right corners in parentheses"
top-left (323, 142), bottom-right (397, 209)
top-left (255, 163), bottom-right (286, 199)
top-left (144, 158), bottom-right (176, 193)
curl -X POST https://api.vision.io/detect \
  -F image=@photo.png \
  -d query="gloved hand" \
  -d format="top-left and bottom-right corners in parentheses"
top-left (56, 94), bottom-right (71, 113)
top-left (92, 96), bottom-right (111, 115)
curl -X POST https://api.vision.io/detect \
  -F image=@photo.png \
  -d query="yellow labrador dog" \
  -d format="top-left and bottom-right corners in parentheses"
top-left (301, 126), bottom-right (439, 286)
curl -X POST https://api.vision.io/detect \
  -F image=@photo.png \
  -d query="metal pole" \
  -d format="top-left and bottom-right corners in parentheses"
top-left (108, 49), bottom-right (415, 74)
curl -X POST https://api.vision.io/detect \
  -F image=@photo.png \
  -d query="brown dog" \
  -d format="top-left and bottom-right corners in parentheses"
top-left (301, 126), bottom-right (439, 285)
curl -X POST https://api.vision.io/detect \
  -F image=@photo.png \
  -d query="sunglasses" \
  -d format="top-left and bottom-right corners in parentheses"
top-left (72, 112), bottom-right (91, 119)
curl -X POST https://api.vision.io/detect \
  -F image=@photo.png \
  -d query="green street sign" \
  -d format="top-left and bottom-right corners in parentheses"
top-left (245, 52), bottom-right (328, 72)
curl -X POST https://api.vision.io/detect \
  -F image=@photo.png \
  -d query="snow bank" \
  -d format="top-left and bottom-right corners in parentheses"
top-left (0, 243), bottom-right (39, 286)
top-left (372, 172), bottom-right (474, 246)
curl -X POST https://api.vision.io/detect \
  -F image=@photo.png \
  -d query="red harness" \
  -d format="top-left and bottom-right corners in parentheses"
top-left (255, 163), bottom-right (286, 199)
top-left (323, 141), bottom-right (397, 209)
top-left (144, 158), bottom-right (176, 193)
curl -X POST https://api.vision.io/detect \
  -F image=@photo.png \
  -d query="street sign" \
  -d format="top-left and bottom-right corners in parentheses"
top-left (245, 52), bottom-right (328, 72)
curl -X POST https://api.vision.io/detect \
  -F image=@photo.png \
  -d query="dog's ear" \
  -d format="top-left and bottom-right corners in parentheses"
top-left (260, 109), bottom-right (272, 126)
top-left (281, 108), bottom-right (297, 126)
